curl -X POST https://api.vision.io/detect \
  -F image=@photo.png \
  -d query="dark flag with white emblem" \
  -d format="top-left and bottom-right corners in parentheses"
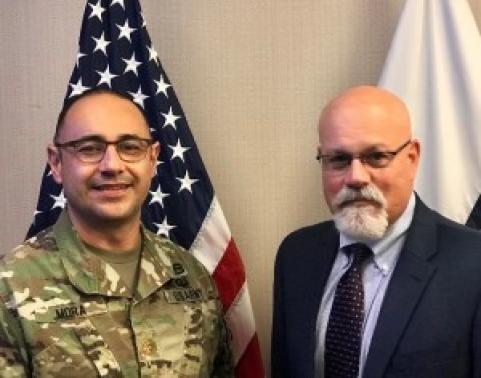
top-left (27, 0), bottom-right (264, 376)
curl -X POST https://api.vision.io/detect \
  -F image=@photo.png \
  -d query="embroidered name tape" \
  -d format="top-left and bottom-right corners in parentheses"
top-left (164, 288), bottom-right (204, 303)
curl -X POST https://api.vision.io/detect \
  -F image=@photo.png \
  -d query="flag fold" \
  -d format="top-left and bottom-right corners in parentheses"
top-left (379, 0), bottom-right (481, 227)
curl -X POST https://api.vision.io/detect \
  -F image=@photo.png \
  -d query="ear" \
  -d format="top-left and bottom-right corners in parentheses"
top-left (149, 141), bottom-right (160, 177)
top-left (407, 139), bottom-right (421, 167)
top-left (47, 144), bottom-right (63, 185)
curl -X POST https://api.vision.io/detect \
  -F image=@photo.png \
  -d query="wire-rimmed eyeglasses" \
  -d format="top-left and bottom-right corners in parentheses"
top-left (317, 140), bottom-right (412, 174)
top-left (54, 136), bottom-right (155, 164)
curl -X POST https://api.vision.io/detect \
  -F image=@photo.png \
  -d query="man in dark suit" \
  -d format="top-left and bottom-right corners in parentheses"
top-left (271, 85), bottom-right (481, 378)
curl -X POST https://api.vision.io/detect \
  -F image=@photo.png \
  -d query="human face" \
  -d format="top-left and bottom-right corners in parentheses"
top-left (319, 87), bottom-right (420, 227)
top-left (48, 93), bottom-right (159, 229)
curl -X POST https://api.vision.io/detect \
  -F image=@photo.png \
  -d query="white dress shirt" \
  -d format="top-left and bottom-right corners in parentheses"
top-left (314, 193), bottom-right (416, 378)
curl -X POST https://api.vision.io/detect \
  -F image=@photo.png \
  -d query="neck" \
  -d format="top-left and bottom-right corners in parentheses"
top-left (67, 210), bottom-right (142, 252)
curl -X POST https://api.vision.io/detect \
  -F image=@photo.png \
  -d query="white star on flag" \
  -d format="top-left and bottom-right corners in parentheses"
top-left (169, 139), bottom-right (190, 162)
top-left (147, 45), bottom-right (159, 63)
top-left (96, 64), bottom-right (117, 87)
top-left (128, 86), bottom-right (148, 108)
top-left (161, 107), bottom-right (181, 130)
top-left (88, 0), bottom-right (105, 21)
top-left (149, 185), bottom-right (170, 207)
top-left (155, 75), bottom-right (171, 96)
top-left (177, 171), bottom-right (199, 193)
top-left (154, 217), bottom-right (176, 238)
top-left (92, 32), bottom-right (110, 55)
top-left (69, 78), bottom-right (90, 98)
top-left (122, 52), bottom-right (141, 75)
top-left (50, 191), bottom-right (67, 210)
top-left (116, 20), bottom-right (136, 42)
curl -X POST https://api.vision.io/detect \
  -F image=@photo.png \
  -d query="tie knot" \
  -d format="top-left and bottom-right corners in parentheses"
top-left (344, 243), bottom-right (372, 265)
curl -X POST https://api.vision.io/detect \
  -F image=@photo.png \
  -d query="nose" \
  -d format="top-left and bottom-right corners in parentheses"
top-left (344, 158), bottom-right (370, 188)
top-left (98, 144), bottom-right (124, 175)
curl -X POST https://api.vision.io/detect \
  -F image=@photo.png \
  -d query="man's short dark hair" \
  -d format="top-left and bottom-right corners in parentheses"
top-left (54, 88), bottom-right (151, 141)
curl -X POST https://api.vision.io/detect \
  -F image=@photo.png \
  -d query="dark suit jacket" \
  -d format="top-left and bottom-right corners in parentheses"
top-left (272, 197), bottom-right (481, 378)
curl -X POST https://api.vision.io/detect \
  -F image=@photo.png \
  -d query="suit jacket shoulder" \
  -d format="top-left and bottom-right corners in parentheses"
top-left (277, 221), bottom-right (338, 263)
top-left (403, 197), bottom-right (481, 261)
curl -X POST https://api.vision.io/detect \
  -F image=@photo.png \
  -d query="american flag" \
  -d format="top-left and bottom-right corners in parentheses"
top-left (27, 0), bottom-right (264, 376)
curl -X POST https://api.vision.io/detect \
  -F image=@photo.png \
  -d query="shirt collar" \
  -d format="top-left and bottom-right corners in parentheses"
top-left (339, 192), bottom-right (416, 275)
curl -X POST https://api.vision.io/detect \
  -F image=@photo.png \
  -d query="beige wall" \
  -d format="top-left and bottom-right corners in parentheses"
top-left (2, 0), bottom-right (481, 374)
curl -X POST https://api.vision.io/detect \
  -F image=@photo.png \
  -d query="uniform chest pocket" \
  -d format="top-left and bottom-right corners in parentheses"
top-left (133, 289), bottom-right (220, 377)
top-left (29, 302), bottom-right (123, 377)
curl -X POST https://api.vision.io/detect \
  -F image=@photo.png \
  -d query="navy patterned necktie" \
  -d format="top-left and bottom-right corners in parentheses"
top-left (324, 243), bottom-right (372, 378)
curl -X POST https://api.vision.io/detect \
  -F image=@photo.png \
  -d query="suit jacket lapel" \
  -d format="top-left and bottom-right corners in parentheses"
top-left (298, 223), bottom-right (339, 378)
top-left (363, 198), bottom-right (438, 378)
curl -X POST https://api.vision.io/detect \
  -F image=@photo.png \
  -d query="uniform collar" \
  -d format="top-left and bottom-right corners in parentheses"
top-left (54, 210), bottom-right (177, 299)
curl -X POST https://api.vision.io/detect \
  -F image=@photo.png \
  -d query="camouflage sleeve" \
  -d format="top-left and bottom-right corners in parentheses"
top-left (0, 299), bottom-right (29, 377)
top-left (211, 313), bottom-right (235, 377)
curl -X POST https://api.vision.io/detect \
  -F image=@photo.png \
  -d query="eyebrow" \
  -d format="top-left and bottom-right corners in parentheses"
top-left (320, 144), bottom-right (390, 154)
top-left (59, 133), bottom-right (149, 142)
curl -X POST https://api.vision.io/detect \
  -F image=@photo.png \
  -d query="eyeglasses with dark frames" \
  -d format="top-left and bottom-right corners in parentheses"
top-left (54, 136), bottom-right (155, 164)
top-left (316, 140), bottom-right (412, 174)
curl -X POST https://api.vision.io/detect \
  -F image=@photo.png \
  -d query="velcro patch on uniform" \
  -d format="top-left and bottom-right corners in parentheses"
top-left (164, 288), bottom-right (204, 303)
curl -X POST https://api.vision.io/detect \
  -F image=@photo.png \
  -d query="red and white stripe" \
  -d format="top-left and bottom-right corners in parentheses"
top-left (191, 196), bottom-right (265, 377)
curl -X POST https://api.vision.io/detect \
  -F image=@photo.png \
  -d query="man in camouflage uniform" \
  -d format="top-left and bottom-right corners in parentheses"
top-left (0, 89), bottom-right (233, 377)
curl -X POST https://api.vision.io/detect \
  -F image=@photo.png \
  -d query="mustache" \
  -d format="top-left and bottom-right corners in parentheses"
top-left (332, 185), bottom-right (386, 210)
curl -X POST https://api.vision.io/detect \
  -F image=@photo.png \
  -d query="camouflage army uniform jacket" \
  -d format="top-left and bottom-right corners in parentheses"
top-left (0, 212), bottom-right (233, 377)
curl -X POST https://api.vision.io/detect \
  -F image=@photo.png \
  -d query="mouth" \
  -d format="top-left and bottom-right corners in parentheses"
top-left (339, 198), bottom-right (380, 209)
top-left (93, 184), bottom-right (131, 191)
top-left (91, 183), bottom-right (132, 197)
